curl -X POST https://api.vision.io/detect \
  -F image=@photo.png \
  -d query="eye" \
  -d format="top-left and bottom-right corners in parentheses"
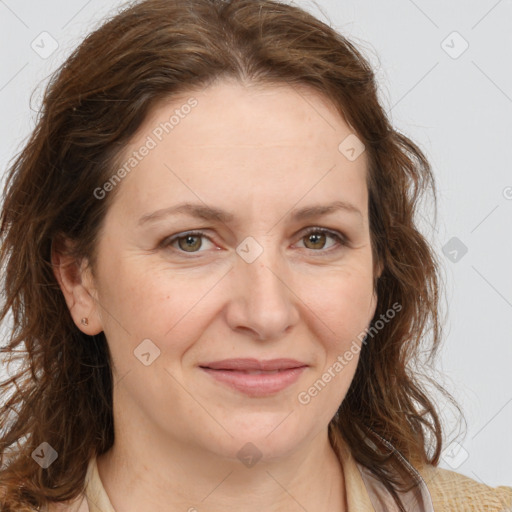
top-left (296, 227), bottom-right (347, 253)
top-left (160, 227), bottom-right (347, 256)
top-left (161, 231), bottom-right (215, 254)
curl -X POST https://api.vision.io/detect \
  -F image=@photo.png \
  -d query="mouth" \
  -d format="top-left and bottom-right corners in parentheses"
top-left (199, 358), bottom-right (308, 397)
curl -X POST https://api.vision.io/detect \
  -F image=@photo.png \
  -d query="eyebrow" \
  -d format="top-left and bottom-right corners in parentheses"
top-left (138, 200), bottom-right (363, 226)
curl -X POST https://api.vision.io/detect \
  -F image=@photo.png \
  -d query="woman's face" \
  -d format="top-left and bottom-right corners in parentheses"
top-left (81, 80), bottom-right (379, 460)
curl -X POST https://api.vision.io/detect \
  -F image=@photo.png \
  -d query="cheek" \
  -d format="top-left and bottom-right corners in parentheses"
top-left (303, 266), bottom-right (376, 345)
top-left (96, 256), bottom-right (222, 355)
top-left (291, 265), bottom-right (375, 410)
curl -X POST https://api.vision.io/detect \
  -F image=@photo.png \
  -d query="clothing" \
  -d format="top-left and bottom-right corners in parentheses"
top-left (47, 435), bottom-right (512, 512)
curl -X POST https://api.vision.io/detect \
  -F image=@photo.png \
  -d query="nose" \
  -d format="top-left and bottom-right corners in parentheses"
top-left (224, 249), bottom-right (300, 342)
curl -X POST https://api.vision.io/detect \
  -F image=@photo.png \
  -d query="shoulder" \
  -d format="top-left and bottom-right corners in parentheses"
top-left (416, 463), bottom-right (512, 512)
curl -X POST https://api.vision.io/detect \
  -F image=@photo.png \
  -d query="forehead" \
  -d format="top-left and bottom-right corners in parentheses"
top-left (108, 80), bottom-right (369, 222)
top-left (142, 80), bottom-right (356, 147)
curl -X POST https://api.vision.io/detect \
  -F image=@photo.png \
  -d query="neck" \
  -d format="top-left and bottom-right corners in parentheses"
top-left (96, 427), bottom-right (347, 512)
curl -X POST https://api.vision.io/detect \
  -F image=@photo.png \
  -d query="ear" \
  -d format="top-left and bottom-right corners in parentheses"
top-left (51, 237), bottom-right (103, 335)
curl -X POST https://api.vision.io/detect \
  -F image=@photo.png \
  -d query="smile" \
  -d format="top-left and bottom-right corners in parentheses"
top-left (199, 358), bottom-right (308, 397)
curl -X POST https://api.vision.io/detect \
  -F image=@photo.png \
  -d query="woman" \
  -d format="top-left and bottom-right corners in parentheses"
top-left (0, 0), bottom-right (510, 510)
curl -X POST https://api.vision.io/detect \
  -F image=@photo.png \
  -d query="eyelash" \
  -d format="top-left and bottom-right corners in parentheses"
top-left (160, 227), bottom-right (348, 257)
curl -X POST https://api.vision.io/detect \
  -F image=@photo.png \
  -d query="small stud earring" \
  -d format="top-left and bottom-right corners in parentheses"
top-left (81, 317), bottom-right (89, 326)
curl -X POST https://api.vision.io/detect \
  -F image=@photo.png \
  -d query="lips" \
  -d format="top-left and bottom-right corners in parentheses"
top-left (199, 358), bottom-right (308, 396)
top-left (200, 358), bottom-right (306, 371)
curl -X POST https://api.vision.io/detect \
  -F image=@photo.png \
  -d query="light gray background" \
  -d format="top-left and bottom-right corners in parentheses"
top-left (1, 0), bottom-right (511, 487)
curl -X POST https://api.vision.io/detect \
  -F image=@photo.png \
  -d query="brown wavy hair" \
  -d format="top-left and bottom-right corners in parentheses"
top-left (0, 0), bottom-right (463, 510)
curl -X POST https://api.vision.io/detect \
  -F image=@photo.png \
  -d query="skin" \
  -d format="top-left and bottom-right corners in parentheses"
top-left (53, 79), bottom-right (381, 511)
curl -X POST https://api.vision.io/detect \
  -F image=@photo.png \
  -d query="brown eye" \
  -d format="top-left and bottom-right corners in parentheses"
top-left (161, 230), bottom-right (214, 254)
top-left (177, 234), bottom-right (203, 252)
top-left (303, 231), bottom-right (328, 250)
top-left (298, 228), bottom-right (347, 253)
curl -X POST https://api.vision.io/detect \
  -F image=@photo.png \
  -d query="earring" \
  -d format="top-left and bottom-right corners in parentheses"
top-left (81, 317), bottom-right (89, 326)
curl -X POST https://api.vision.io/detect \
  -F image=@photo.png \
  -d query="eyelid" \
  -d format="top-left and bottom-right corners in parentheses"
top-left (160, 226), bottom-right (348, 255)
top-left (159, 230), bottom-right (216, 253)
top-left (297, 227), bottom-right (348, 254)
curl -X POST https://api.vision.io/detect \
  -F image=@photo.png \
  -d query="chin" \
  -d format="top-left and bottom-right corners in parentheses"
top-left (203, 416), bottom-right (313, 462)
